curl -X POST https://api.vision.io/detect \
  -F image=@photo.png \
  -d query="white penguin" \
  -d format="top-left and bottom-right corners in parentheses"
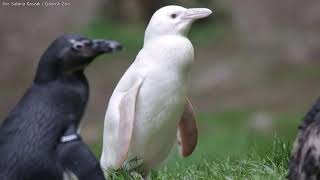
top-left (100, 5), bottom-right (212, 176)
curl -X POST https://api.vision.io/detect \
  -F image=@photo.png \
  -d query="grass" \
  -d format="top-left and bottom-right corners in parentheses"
top-left (90, 111), bottom-right (301, 179)
top-left (103, 138), bottom-right (291, 180)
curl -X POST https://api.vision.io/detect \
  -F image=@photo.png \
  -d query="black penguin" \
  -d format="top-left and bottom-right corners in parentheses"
top-left (289, 97), bottom-right (320, 180)
top-left (0, 34), bottom-right (122, 180)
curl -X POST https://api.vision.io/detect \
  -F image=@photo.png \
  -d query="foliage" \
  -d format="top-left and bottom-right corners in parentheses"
top-left (103, 138), bottom-right (291, 180)
top-left (91, 111), bottom-right (300, 179)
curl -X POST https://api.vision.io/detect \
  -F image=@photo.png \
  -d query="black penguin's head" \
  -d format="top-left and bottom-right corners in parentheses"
top-left (35, 34), bottom-right (122, 82)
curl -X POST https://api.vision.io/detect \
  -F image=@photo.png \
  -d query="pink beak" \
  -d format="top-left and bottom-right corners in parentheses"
top-left (182, 8), bottom-right (212, 20)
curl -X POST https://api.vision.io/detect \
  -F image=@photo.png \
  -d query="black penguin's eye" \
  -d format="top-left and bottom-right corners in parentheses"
top-left (72, 43), bottom-right (84, 51)
top-left (75, 44), bottom-right (83, 49)
top-left (171, 13), bottom-right (177, 19)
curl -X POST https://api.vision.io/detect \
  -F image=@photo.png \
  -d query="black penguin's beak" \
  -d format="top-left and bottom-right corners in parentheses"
top-left (92, 40), bottom-right (122, 53)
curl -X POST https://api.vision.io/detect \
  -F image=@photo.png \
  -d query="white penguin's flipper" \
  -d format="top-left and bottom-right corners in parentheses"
top-left (101, 76), bottom-right (144, 170)
top-left (177, 98), bottom-right (198, 157)
top-left (116, 78), bottom-right (143, 167)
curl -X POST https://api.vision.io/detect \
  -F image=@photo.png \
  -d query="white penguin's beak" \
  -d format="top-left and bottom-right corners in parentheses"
top-left (182, 8), bottom-right (212, 20)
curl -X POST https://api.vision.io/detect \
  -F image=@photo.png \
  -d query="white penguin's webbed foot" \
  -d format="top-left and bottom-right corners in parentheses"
top-left (124, 159), bottom-right (150, 180)
top-left (123, 156), bottom-right (143, 170)
top-left (130, 171), bottom-right (144, 180)
top-left (130, 169), bottom-right (150, 180)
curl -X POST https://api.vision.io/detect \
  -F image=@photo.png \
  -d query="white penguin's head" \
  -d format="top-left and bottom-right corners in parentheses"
top-left (144, 5), bottom-right (212, 42)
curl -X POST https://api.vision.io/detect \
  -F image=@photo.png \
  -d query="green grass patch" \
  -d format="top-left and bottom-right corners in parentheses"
top-left (91, 111), bottom-right (301, 179)
top-left (102, 138), bottom-right (291, 180)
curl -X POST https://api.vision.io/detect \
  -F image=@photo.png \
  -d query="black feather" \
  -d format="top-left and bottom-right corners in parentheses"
top-left (0, 34), bottom-right (120, 180)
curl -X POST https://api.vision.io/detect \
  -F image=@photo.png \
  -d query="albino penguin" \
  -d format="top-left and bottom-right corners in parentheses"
top-left (100, 5), bottom-right (212, 177)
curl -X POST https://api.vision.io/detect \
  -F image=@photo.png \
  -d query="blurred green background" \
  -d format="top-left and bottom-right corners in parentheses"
top-left (1, 0), bottom-right (320, 178)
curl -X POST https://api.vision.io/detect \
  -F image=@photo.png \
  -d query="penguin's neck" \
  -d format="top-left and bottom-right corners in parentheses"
top-left (34, 56), bottom-right (88, 87)
top-left (61, 70), bottom-right (88, 83)
top-left (34, 57), bottom-right (60, 84)
top-left (141, 35), bottom-right (194, 75)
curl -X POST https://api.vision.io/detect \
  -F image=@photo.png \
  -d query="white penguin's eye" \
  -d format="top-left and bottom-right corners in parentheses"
top-left (170, 13), bottom-right (177, 19)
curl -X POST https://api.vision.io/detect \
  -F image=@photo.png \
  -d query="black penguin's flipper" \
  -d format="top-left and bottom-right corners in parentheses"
top-left (58, 125), bottom-right (105, 180)
top-left (60, 125), bottom-right (80, 143)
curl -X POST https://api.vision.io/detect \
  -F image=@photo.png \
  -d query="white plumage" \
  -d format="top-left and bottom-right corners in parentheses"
top-left (100, 5), bottom-right (212, 176)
